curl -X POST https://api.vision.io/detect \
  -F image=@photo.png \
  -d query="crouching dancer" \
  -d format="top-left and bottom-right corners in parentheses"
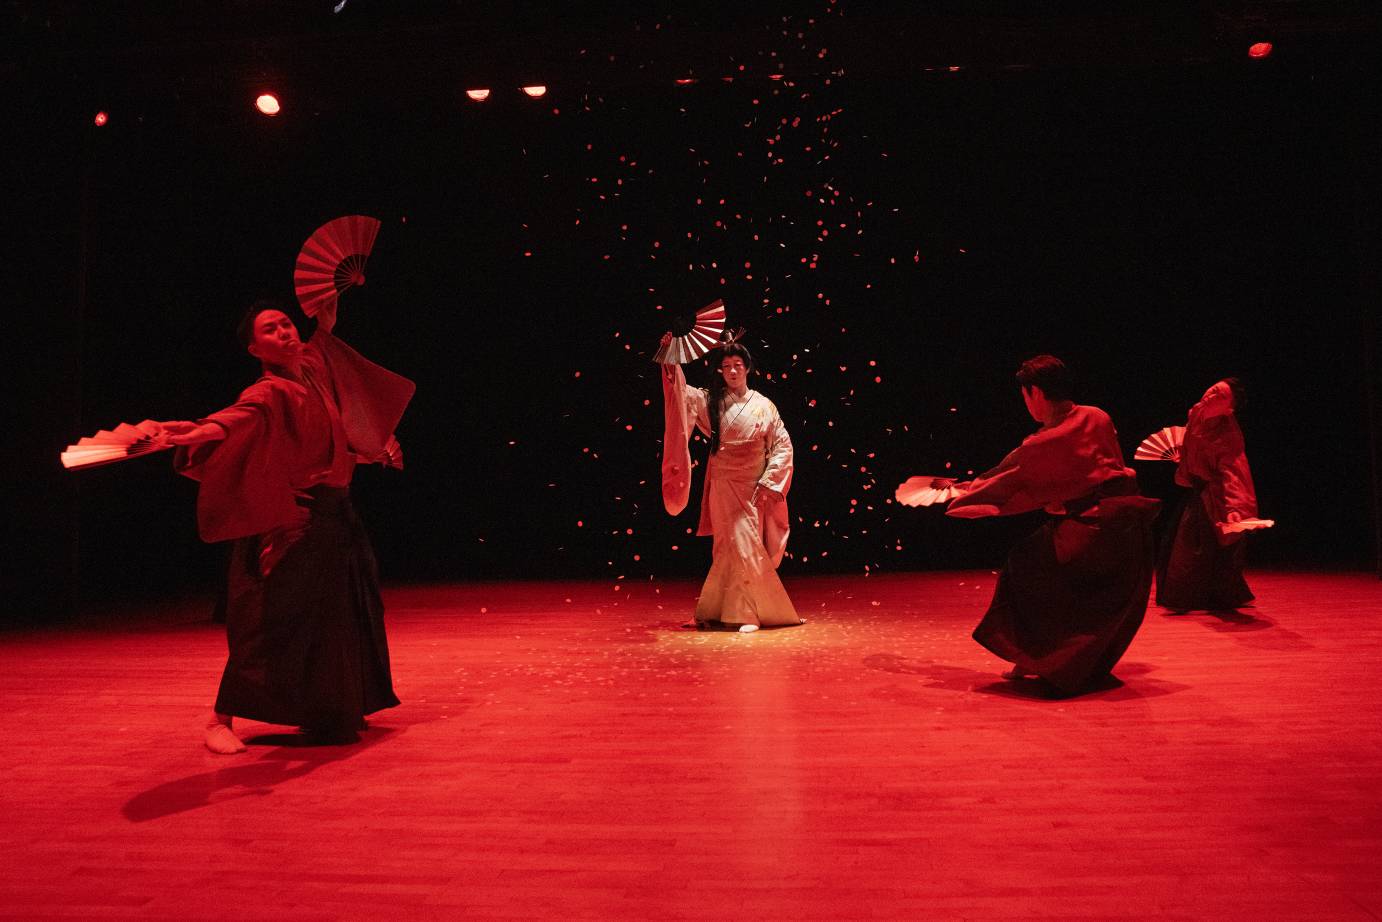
top-left (941, 356), bottom-right (1160, 695)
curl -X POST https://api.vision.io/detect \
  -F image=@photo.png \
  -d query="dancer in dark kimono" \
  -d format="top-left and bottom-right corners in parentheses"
top-left (1156, 378), bottom-right (1258, 612)
top-left (160, 298), bottom-right (414, 752)
top-left (939, 356), bottom-right (1161, 695)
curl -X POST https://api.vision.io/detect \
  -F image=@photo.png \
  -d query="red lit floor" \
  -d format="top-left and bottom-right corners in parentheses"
top-left (2, 570), bottom-right (1380, 920)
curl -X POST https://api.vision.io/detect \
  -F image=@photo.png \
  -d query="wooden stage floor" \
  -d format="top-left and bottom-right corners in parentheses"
top-left (2, 570), bottom-right (1380, 921)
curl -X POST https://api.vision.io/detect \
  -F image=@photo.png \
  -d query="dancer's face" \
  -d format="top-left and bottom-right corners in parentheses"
top-left (246, 310), bottom-right (302, 366)
top-left (1193, 380), bottom-right (1234, 418)
top-left (719, 356), bottom-right (748, 391)
top-left (1021, 385), bottom-right (1049, 423)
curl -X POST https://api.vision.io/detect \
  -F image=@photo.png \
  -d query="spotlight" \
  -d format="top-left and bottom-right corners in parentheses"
top-left (1248, 41), bottom-right (1273, 59)
top-left (521, 85), bottom-right (547, 98)
top-left (255, 93), bottom-right (281, 116)
top-left (465, 88), bottom-right (491, 102)
top-left (93, 110), bottom-right (109, 127)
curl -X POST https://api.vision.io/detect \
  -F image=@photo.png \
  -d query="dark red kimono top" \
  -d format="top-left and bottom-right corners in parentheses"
top-left (176, 331), bottom-right (414, 543)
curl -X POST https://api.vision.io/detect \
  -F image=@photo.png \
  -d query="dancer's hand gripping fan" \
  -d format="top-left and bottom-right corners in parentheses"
top-left (356, 435), bottom-right (404, 470)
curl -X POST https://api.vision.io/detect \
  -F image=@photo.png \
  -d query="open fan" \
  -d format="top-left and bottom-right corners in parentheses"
top-left (895, 475), bottom-right (963, 508)
top-left (652, 299), bottom-right (727, 364)
top-left (1220, 518), bottom-right (1275, 536)
top-left (1134, 426), bottom-right (1186, 463)
top-left (355, 435), bottom-right (404, 469)
top-left (293, 215), bottom-right (382, 317)
top-left (61, 420), bottom-right (171, 470)
top-left (379, 435), bottom-right (404, 470)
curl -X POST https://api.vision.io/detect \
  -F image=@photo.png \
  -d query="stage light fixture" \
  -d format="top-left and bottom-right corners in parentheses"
top-left (521, 85), bottom-right (547, 98)
top-left (465, 88), bottom-right (491, 102)
top-left (93, 110), bottom-right (109, 127)
top-left (1248, 41), bottom-right (1273, 58)
top-left (255, 93), bottom-right (281, 116)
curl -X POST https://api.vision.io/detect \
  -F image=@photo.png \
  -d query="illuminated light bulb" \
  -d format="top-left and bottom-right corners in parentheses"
top-left (255, 94), bottom-right (281, 116)
top-left (674, 78), bottom-right (696, 86)
top-left (465, 88), bottom-right (491, 102)
top-left (521, 85), bottom-right (547, 98)
top-left (1248, 41), bottom-right (1273, 59)
top-left (93, 110), bottom-right (109, 127)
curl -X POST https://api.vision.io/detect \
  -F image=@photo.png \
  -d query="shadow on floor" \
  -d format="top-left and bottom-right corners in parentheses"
top-left (862, 653), bottom-right (1185, 700)
top-left (122, 726), bottom-right (398, 823)
top-left (1161, 607), bottom-right (1273, 631)
top-left (1160, 607), bottom-right (1316, 649)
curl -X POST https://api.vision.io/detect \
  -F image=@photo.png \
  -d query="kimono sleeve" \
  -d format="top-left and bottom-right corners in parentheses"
top-left (1213, 424), bottom-right (1259, 523)
top-left (1218, 452), bottom-right (1258, 521)
top-left (307, 329), bottom-right (416, 458)
top-left (948, 406), bottom-right (1129, 519)
top-left (174, 379), bottom-right (301, 543)
top-left (757, 402), bottom-right (793, 496)
top-left (660, 364), bottom-right (705, 515)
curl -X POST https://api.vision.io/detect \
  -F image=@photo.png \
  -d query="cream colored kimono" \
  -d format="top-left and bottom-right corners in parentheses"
top-left (663, 365), bottom-right (799, 627)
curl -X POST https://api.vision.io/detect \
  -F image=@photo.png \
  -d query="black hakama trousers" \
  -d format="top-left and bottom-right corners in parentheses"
top-left (215, 486), bottom-right (399, 731)
top-left (973, 489), bottom-right (1161, 695)
top-left (1155, 490), bottom-right (1254, 612)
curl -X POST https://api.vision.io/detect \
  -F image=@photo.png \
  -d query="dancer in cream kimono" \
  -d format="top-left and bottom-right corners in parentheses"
top-left (660, 337), bottom-right (802, 632)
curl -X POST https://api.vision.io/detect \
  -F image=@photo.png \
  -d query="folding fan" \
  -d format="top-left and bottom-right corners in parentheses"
top-left (293, 215), bottom-right (382, 317)
top-left (61, 420), bottom-right (171, 470)
top-left (652, 299), bottom-right (727, 364)
top-left (355, 434), bottom-right (404, 469)
top-left (1219, 518), bottom-right (1275, 536)
top-left (380, 434), bottom-right (404, 470)
top-left (895, 475), bottom-right (963, 508)
top-left (1134, 426), bottom-right (1186, 463)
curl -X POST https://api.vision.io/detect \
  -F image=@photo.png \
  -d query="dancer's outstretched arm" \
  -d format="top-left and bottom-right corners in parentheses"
top-left (160, 419), bottom-right (227, 446)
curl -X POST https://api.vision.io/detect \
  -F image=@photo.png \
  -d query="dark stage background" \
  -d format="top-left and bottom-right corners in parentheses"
top-left (8, 2), bottom-right (1381, 620)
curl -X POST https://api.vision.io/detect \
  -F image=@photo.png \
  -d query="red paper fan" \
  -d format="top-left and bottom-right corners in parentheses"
top-left (652, 299), bottom-right (727, 364)
top-left (895, 475), bottom-right (962, 508)
top-left (1134, 426), bottom-right (1186, 463)
top-left (61, 420), bottom-right (171, 470)
top-left (293, 215), bottom-right (381, 317)
top-left (1219, 517), bottom-right (1275, 536)
top-left (379, 435), bottom-right (404, 470)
